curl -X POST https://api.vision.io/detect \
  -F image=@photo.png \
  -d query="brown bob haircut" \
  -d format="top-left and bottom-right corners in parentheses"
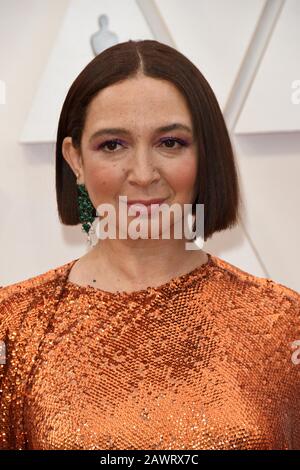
top-left (56, 39), bottom-right (242, 242)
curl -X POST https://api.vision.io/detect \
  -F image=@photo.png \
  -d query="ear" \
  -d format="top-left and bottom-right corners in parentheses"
top-left (62, 136), bottom-right (84, 181)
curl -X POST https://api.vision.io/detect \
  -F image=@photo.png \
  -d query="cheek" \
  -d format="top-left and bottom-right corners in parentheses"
top-left (84, 163), bottom-right (122, 202)
top-left (166, 157), bottom-right (198, 194)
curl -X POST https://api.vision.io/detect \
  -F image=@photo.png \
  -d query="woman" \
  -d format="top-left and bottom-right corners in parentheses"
top-left (0, 39), bottom-right (299, 450)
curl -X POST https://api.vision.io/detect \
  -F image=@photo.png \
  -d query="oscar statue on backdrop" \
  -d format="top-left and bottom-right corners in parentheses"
top-left (90, 14), bottom-right (119, 56)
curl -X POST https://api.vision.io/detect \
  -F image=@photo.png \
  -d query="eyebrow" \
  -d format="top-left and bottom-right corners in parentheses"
top-left (88, 123), bottom-right (193, 143)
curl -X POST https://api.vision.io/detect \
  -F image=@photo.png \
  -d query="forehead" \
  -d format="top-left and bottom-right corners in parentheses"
top-left (84, 76), bottom-right (192, 129)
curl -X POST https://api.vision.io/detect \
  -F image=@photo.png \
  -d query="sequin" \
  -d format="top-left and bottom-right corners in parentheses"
top-left (0, 252), bottom-right (299, 450)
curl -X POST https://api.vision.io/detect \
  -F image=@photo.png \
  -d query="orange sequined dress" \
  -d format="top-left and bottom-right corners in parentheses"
top-left (0, 252), bottom-right (300, 450)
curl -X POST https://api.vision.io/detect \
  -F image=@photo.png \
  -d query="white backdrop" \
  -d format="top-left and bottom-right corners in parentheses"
top-left (0, 0), bottom-right (299, 291)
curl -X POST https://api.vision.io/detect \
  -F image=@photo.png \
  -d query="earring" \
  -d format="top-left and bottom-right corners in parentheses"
top-left (76, 174), bottom-right (96, 246)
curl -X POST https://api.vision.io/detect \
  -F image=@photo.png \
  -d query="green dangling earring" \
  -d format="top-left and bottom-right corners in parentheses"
top-left (76, 175), bottom-right (97, 245)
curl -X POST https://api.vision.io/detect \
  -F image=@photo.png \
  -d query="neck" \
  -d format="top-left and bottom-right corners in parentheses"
top-left (85, 237), bottom-right (207, 285)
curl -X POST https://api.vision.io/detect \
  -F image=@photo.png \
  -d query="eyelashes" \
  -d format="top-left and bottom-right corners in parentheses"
top-left (96, 137), bottom-right (190, 153)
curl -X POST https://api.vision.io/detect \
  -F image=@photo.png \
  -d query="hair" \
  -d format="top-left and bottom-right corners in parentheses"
top-left (56, 39), bottom-right (242, 242)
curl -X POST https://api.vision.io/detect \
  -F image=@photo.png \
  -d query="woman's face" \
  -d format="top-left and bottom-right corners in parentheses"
top-left (63, 73), bottom-right (199, 239)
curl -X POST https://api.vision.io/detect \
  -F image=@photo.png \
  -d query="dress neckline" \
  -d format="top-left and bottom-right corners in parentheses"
top-left (63, 252), bottom-right (216, 301)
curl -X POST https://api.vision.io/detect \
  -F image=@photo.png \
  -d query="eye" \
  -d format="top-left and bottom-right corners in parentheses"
top-left (159, 137), bottom-right (189, 149)
top-left (96, 137), bottom-right (189, 153)
top-left (97, 139), bottom-right (125, 153)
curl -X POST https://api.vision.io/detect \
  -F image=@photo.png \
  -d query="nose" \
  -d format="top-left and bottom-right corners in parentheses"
top-left (127, 147), bottom-right (160, 187)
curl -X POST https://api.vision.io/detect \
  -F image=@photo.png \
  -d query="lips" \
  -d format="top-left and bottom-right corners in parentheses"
top-left (126, 198), bottom-right (166, 206)
top-left (124, 198), bottom-right (167, 216)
